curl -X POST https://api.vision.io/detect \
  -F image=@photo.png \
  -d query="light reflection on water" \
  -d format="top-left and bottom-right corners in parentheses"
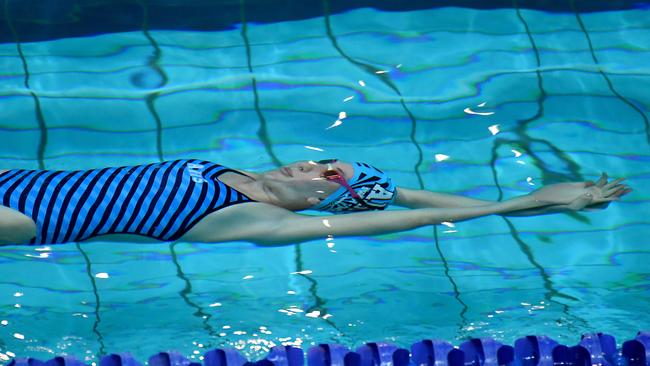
top-left (1, 232), bottom-right (649, 361)
top-left (0, 2), bottom-right (649, 364)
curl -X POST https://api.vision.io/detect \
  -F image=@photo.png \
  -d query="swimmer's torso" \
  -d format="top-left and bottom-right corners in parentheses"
top-left (0, 159), bottom-right (253, 244)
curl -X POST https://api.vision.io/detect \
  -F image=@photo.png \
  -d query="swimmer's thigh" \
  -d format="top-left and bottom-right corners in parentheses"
top-left (0, 205), bottom-right (37, 244)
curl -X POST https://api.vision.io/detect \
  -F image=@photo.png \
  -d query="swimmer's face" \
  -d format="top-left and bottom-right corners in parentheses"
top-left (264, 160), bottom-right (354, 210)
top-left (270, 160), bottom-right (353, 182)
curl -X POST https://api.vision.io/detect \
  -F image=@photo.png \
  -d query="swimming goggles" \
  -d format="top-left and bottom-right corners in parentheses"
top-left (317, 159), bottom-right (362, 200)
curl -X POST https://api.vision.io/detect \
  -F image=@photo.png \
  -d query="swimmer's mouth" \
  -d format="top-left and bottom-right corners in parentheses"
top-left (282, 167), bottom-right (293, 177)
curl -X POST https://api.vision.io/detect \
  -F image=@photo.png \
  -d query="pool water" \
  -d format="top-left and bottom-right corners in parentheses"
top-left (1, 2), bottom-right (649, 364)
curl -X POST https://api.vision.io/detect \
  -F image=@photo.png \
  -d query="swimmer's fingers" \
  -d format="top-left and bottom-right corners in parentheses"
top-left (595, 172), bottom-right (608, 187)
top-left (604, 184), bottom-right (626, 197)
top-left (612, 187), bottom-right (633, 200)
top-left (590, 173), bottom-right (628, 196)
top-left (603, 177), bottom-right (625, 190)
top-left (589, 173), bottom-right (625, 189)
top-left (580, 185), bottom-right (631, 211)
top-left (588, 190), bottom-right (626, 204)
top-left (601, 183), bottom-right (632, 200)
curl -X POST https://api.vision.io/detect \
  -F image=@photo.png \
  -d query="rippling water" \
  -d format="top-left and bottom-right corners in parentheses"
top-left (0, 3), bottom-right (649, 364)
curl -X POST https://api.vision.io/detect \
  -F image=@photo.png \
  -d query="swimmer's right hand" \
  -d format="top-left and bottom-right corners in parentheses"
top-left (530, 173), bottom-right (631, 212)
top-left (529, 173), bottom-right (630, 207)
top-left (581, 172), bottom-right (632, 211)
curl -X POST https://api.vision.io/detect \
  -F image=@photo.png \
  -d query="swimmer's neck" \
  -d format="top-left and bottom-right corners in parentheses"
top-left (219, 170), bottom-right (278, 206)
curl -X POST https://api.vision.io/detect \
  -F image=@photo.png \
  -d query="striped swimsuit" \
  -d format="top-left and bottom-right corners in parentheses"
top-left (0, 159), bottom-right (254, 244)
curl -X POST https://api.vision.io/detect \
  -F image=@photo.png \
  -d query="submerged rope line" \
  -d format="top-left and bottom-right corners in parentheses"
top-left (239, 0), bottom-right (336, 335)
top-left (322, 0), bottom-right (424, 188)
top-left (137, 0), bottom-right (167, 162)
top-left (493, 1), bottom-right (589, 330)
top-left (135, 0), bottom-right (222, 345)
top-left (503, 219), bottom-right (589, 330)
top-left (510, 2), bottom-right (583, 183)
top-left (239, 0), bottom-right (282, 168)
top-left (570, 0), bottom-right (650, 147)
top-left (432, 228), bottom-right (471, 334)
top-left (321, 0), bottom-right (468, 333)
top-left (3, 0), bottom-right (47, 169)
top-left (294, 245), bottom-right (346, 338)
top-left (488, 1), bottom-right (585, 187)
top-left (75, 242), bottom-right (107, 356)
top-left (170, 242), bottom-right (221, 343)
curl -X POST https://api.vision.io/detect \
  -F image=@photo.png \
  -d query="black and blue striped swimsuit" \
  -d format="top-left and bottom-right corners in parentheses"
top-left (0, 159), bottom-right (254, 244)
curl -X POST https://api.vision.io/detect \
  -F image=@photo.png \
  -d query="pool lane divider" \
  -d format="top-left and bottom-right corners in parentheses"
top-left (7, 331), bottom-right (650, 366)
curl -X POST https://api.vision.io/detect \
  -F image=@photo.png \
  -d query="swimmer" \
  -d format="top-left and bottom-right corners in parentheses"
top-left (0, 159), bottom-right (632, 245)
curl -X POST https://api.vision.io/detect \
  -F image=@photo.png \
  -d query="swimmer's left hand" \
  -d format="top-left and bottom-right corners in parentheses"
top-left (529, 172), bottom-right (631, 208)
top-left (581, 172), bottom-right (632, 211)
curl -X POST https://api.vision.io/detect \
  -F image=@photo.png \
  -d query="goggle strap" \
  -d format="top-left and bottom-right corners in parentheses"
top-left (322, 163), bottom-right (375, 209)
top-left (325, 174), bottom-right (361, 199)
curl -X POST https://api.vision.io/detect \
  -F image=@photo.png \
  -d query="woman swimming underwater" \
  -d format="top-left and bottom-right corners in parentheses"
top-left (0, 159), bottom-right (632, 245)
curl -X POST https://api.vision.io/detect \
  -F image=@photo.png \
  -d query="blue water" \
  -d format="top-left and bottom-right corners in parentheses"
top-left (1, 3), bottom-right (649, 364)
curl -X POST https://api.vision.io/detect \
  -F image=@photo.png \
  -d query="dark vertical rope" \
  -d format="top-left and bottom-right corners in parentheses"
top-left (170, 242), bottom-right (220, 344)
top-left (321, 0), bottom-right (467, 335)
top-left (499, 2), bottom-right (550, 195)
top-left (239, 0), bottom-right (282, 167)
top-left (67, 2), bottom-right (169, 358)
top-left (138, 0), bottom-right (218, 347)
top-left (145, 95), bottom-right (165, 162)
top-left (433, 228), bottom-right (470, 336)
top-left (5, 0), bottom-right (108, 359)
top-left (401, 100), bottom-right (425, 189)
top-left (134, 0), bottom-right (218, 343)
top-left (138, 0), bottom-right (211, 340)
top-left (134, 0), bottom-right (216, 342)
top-left (321, 0), bottom-right (424, 187)
top-left (75, 242), bottom-right (107, 356)
top-left (504, 218), bottom-right (589, 327)
top-left (293, 245), bottom-right (346, 338)
top-left (137, 0), bottom-right (167, 162)
top-left (492, 1), bottom-right (589, 331)
top-left (570, 0), bottom-right (650, 146)
top-left (492, 1), bottom-right (584, 188)
top-left (239, 0), bottom-right (338, 335)
top-left (139, 1), bottom-right (169, 89)
top-left (3, 0), bottom-right (47, 169)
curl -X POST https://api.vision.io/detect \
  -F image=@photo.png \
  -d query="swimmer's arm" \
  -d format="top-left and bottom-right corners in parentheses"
top-left (234, 196), bottom-right (550, 245)
top-left (394, 187), bottom-right (493, 209)
top-left (394, 187), bottom-right (586, 217)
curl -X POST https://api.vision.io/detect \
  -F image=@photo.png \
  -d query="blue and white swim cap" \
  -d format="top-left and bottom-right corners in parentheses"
top-left (312, 162), bottom-right (396, 213)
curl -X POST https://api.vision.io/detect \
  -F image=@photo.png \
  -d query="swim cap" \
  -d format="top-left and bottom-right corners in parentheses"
top-left (311, 162), bottom-right (396, 213)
